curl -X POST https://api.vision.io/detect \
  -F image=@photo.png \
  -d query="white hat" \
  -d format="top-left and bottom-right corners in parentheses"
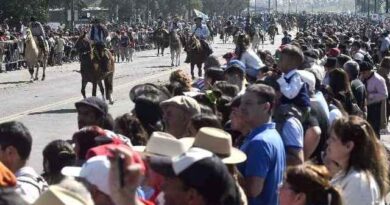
top-left (133, 132), bottom-right (191, 157)
top-left (353, 52), bottom-right (364, 61)
top-left (296, 70), bottom-right (316, 92)
top-left (61, 156), bottom-right (111, 196)
top-left (33, 185), bottom-right (93, 205)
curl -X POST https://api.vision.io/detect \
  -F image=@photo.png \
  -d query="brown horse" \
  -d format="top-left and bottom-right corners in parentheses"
top-left (153, 29), bottom-right (169, 56)
top-left (24, 29), bottom-right (48, 82)
top-left (184, 36), bottom-right (208, 79)
top-left (74, 33), bottom-right (115, 104)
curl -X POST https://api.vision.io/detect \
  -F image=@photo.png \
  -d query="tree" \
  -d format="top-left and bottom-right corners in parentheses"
top-left (0, 0), bottom-right (49, 22)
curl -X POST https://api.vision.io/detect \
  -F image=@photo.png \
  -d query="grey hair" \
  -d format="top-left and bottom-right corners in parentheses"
top-left (343, 60), bottom-right (360, 79)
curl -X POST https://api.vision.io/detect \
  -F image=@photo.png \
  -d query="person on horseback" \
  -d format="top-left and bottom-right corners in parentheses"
top-left (89, 18), bottom-right (109, 73)
top-left (168, 16), bottom-right (182, 32)
top-left (157, 16), bottom-right (166, 30)
top-left (29, 17), bottom-right (47, 52)
top-left (185, 16), bottom-right (212, 63)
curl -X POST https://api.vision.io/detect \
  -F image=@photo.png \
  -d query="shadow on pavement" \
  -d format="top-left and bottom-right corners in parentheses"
top-left (146, 65), bottom-right (173, 69)
top-left (29, 108), bottom-right (78, 115)
top-left (0, 80), bottom-right (31, 85)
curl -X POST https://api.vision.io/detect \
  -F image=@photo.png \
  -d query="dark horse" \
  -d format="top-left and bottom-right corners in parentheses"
top-left (153, 29), bottom-right (169, 56)
top-left (74, 33), bottom-right (115, 104)
top-left (184, 36), bottom-right (210, 79)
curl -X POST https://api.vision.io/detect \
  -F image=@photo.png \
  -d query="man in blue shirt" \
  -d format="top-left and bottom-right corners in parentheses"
top-left (238, 84), bottom-right (286, 205)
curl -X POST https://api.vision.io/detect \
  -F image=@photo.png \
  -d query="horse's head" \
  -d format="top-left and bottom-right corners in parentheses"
top-left (75, 32), bottom-right (90, 53)
top-left (188, 36), bottom-right (201, 50)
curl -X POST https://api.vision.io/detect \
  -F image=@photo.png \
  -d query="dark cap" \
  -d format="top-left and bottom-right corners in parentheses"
top-left (224, 60), bottom-right (246, 74)
top-left (304, 49), bottom-right (319, 59)
top-left (194, 16), bottom-right (203, 21)
top-left (359, 61), bottom-right (373, 71)
top-left (324, 57), bottom-right (337, 68)
top-left (149, 148), bottom-right (239, 205)
top-left (75, 97), bottom-right (108, 116)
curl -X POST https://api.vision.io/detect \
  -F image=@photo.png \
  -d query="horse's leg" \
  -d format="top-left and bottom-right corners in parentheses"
top-left (98, 80), bottom-right (105, 101)
top-left (197, 63), bottom-right (203, 77)
top-left (28, 66), bottom-right (34, 82)
top-left (162, 47), bottom-right (164, 56)
top-left (42, 58), bottom-right (46, 81)
top-left (176, 51), bottom-right (180, 66)
top-left (81, 80), bottom-right (87, 98)
top-left (34, 63), bottom-right (39, 81)
top-left (157, 46), bottom-right (159, 56)
top-left (171, 49), bottom-right (174, 66)
top-left (92, 82), bottom-right (97, 96)
top-left (190, 63), bottom-right (195, 79)
top-left (104, 74), bottom-right (114, 104)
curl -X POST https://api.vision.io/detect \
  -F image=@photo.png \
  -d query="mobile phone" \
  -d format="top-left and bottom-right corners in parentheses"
top-left (117, 154), bottom-right (125, 188)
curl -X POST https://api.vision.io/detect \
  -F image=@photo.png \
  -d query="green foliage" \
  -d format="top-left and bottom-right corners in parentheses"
top-left (0, 0), bottom-right (49, 22)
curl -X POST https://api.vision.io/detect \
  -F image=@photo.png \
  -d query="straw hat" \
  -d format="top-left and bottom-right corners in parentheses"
top-left (133, 132), bottom-right (191, 157)
top-left (181, 127), bottom-right (247, 164)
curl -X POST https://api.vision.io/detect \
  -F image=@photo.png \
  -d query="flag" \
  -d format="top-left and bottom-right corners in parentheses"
top-left (193, 9), bottom-right (209, 20)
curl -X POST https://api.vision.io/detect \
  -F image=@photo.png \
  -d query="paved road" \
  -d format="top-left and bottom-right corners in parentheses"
top-left (0, 32), bottom-right (286, 172)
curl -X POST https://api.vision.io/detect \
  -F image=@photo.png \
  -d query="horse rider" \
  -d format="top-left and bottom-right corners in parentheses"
top-left (30, 17), bottom-right (47, 52)
top-left (157, 16), bottom-right (166, 30)
top-left (245, 15), bottom-right (256, 40)
top-left (184, 16), bottom-right (213, 63)
top-left (89, 18), bottom-right (109, 73)
top-left (168, 16), bottom-right (182, 32)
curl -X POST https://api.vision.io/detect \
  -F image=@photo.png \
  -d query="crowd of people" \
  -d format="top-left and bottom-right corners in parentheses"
top-left (2, 12), bottom-right (390, 205)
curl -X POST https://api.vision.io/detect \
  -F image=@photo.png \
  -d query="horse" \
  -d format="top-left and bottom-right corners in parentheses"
top-left (24, 29), bottom-right (48, 82)
top-left (169, 30), bottom-right (182, 67)
top-left (184, 36), bottom-right (208, 79)
top-left (74, 33), bottom-right (115, 104)
top-left (268, 24), bottom-right (278, 45)
top-left (153, 29), bottom-right (169, 56)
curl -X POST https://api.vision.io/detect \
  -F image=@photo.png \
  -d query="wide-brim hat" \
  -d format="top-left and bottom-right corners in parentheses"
top-left (133, 132), bottom-right (192, 157)
top-left (194, 16), bottom-right (203, 21)
top-left (181, 127), bottom-right (247, 164)
top-left (129, 83), bottom-right (171, 102)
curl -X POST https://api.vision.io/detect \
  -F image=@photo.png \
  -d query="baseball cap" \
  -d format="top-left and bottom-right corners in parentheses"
top-left (324, 57), bottom-right (337, 68)
top-left (353, 52), bottom-right (365, 62)
top-left (33, 185), bottom-right (93, 205)
top-left (224, 60), bottom-right (246, 74)
top-left (62, 147), bottom-right (145, 196)
top-left (132, 131), bottom-right (191, 157)
top-left (326, 48), bottom-right (340, 57)
top-left (149, 148), bottom-right (239, 205)
top-left (160, 96), bottom-right (201, 116)
top-left (75, 97), bottom-right (108, 116)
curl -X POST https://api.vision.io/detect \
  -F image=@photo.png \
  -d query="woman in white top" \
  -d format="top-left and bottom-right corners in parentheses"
top-left (326, 116), bottom-right (389, 205)
top-left (234, 34), bottom-right (265, 81)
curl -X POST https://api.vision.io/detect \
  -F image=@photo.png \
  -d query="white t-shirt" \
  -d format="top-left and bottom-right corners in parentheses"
top-left (331, 168), bottom-right (384, 205)
top-left (240, 49), bottom-right (265, 74)
top-left (16, 166), bottom-right (48, 204)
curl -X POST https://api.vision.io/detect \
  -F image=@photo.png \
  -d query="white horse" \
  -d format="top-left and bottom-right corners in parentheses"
top-left (169, 30), bottom-right (182, 67)
top-left (24, 29), bottom-right (48, 82)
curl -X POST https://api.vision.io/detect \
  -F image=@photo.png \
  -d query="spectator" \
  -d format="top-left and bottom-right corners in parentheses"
top-left (279, 164), bottom-right (343, 205)
top-left (224, 60), bottom-right (247, 94)
top-left (160, 96), bottom-right (201, 138)
top-left (41, 140), bottom-right (76, 185)
top-left (0, 161), bottom-right (28, 205)
top-left (327, 116), bottom-right (389, 205)
top-left (377, 56), bottom-right (390, 126)
top-left (114, 113), bottom-right (148, 146)
top-left (75, 96), bottom-right (113, 130)
top-left (238, 84), bottom-right (286, 205)
top-left (148, 147), bottom-right (241, 205)
top-left (0, 121), bottom-right (48, 204)
top-left (55, 34), bottom-right (65, 65)
top-left (360, 61), bottom-right (388, 137)
top-left (344, 60), bottom-right (367, 116)
top-left (34, 178), bottom-right (94, 205)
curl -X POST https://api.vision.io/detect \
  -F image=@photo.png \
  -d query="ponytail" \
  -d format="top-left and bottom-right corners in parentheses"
top-left (326, 186), bottom-right (343, 205)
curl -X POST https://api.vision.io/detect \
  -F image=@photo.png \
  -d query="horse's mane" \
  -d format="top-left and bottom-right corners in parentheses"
top-left (190, 36), bottom-right (201, 50)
